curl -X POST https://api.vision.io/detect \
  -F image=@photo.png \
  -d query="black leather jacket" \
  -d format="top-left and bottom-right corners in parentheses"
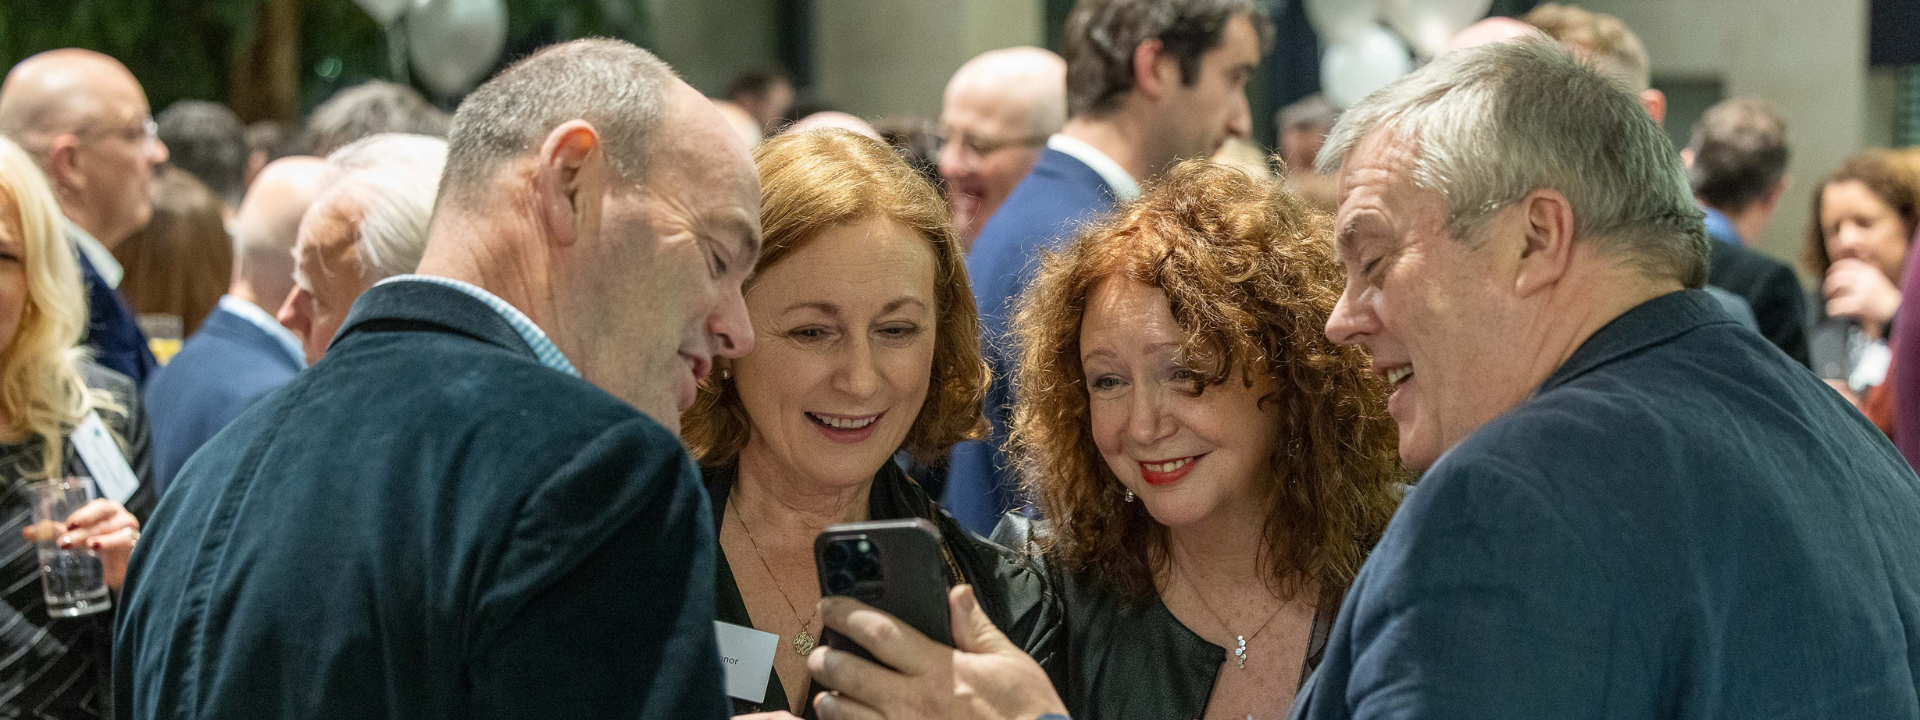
top-left (703, 460), bottom-right (1063, 718)
top-left (993, 515), bottom-right (1331, 720)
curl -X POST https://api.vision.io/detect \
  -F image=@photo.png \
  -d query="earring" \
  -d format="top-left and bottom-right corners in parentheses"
top-left (1124, 488), bottom-right (1135, 503)
top-left (718, 367), bottom-right (732, 380)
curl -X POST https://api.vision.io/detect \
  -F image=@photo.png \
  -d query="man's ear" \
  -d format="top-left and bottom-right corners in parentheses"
top-left (1512, 188), bottom-right (1577, 297)
top-left (1132, 39), bottom-right (1174, 102)
top-left (43, 135), bottom-right (83, 199)
top-left (1639, 88), bottom-right (1667, 125)
top-left (535, 119), bottom-right (607, 249)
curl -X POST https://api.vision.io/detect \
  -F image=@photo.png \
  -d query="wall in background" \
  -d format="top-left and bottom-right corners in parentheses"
top-left (645, 0), bottom-right (781, 97)
top-left (644, 0), bottom-right (1885, 280)
top-left (812, 0), bottom-right (1044, 119)
top-left (1582, 0), bottom-right (1870, 280)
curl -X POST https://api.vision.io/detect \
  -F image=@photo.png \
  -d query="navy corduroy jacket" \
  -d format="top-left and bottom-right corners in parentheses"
top-left (1293, 290), bottom-right (1920, 719)
top-left (115, 281), bottom-right (727, 720)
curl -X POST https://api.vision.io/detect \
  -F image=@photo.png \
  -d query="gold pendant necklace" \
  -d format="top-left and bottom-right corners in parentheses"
top-left (730, 496), bottom-right (822, 657)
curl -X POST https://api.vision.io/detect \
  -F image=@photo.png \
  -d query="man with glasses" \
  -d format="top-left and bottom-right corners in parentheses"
top-left (0, 49), bottom-right (169, 384)
top-left (936, 47), bottom-right (1065, 247)
top-left (945, 0), bottom-right (1268, 536)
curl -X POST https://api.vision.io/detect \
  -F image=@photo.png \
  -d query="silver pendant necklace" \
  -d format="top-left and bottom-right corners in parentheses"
top-left (1175, 561), bottom-right (1286, 670)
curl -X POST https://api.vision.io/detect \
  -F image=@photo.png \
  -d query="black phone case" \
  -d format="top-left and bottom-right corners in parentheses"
top-left (813, 518), bottom-right (953, 667)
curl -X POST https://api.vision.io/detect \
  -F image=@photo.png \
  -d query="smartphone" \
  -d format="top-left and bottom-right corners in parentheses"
top-left (813, 518), bottom-right (953, 665)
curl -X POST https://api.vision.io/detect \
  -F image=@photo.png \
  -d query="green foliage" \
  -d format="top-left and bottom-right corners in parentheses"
top-left (1, 0), bottom-right (254, 108)
top-left (1, 0), bottom-right (650, 114)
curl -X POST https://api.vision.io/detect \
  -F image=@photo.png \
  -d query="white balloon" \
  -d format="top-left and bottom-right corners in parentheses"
top-left (353, 0), bottom-right (409, 26)
top-left (1305, 0), bottom-right (1379, 44)
top-left (1320, 24), bottom-right (1412, 109)
top-left (407, 0), bottom-right (508, 98)
top-left (1382, 0), bottom-right (1495, 59)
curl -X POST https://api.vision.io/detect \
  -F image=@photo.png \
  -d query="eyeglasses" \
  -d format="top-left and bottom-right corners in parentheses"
top-left (74, 116), bottom-right (159, 147)
top-left (938, 128), bottom-right (1049, 159)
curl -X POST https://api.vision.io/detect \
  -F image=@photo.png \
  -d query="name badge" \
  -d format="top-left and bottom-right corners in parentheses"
top-left (714, 621), bottom-right (779, 703)
top-left (73, 412), bottom-right (138, 505)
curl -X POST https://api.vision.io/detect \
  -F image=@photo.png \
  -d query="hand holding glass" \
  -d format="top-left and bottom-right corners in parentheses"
top-left (26, 477), bottom-right (112, 617)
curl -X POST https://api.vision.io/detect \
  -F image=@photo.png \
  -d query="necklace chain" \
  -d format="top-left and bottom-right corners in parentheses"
top-left (1173, 560), bottom-right (1286, 670)
top-left (729, 495), bottom-right (822, 657)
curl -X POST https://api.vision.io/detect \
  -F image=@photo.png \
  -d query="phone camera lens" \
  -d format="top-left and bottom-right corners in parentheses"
top-left (853, 556), bottom-right (880, 580)
top-left (826, 570), bottom-right (856, 596)
top-left (823, 541), bottom-right (850, 567)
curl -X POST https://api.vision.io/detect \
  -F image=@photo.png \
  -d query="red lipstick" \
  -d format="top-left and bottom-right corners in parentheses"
top-left (1138, 455), bottom-right (1200, 486)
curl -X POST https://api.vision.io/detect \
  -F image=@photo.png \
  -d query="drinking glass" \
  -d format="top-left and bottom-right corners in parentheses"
top-left (28, 477), bottom-right (111, 617)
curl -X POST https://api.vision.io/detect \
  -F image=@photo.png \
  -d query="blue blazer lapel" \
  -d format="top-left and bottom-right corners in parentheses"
top-left (1030, 147), bottom-right (1121, 203)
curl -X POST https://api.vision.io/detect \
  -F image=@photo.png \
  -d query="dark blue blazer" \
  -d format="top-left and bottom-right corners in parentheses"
top-left (115, 281), bottom-right (727, 720)
top-left (1703, 208), bottom-right (1809, 368)
top-left (945, 147), bottom-right (1120, 534)
top-left (77, 250), bottom-right (156, 386)
top-left (144, 304), bottom-right (302, 495)
top-left (1292, 290), bottom-right (1920, 720)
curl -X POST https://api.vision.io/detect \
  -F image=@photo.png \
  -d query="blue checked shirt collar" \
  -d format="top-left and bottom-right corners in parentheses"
top-left (375, 274), bottom-right (580, 378)
top-left (1701, 205), bottom-right (1743, 246)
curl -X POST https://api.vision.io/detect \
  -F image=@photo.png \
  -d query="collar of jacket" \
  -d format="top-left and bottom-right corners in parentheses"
top-left (332, 280), bottom-right (539, 364)
top-left (1539, 289), bottom-right (1736, 395)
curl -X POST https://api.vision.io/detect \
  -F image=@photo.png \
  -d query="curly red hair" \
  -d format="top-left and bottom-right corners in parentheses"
top-left (1011, 159), bottom-right (1406, 602)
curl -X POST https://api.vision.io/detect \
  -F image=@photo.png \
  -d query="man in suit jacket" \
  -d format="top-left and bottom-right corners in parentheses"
top-left (795, 37), bottom-right (1920, 720)
top-left (937, 47), bottom-right (1067, 248)
top-left (945, 0), bottom-right (1268, 534)
top-left (144, 157), bottom-right (326, 494)
top-left (0, 50), bottom-right (169, 384)
top-left (1684, 98), bottom-right (1809, 367)
top-left (1291, 39), bottom-right (1920, 720)
top-left (114, 39), bottom-right (760, 720)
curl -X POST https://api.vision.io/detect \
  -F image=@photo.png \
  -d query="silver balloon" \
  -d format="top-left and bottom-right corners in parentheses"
top-left (352, 0), bottom-right (410, 26)
top-left (1319, 24), bottom-right (1412, 109)
top-left (1383, 0), bottom-right (1495, 59)
top-left (1305, 0), bottom-right (1379, 43)
top-left (407, 0), bottom-right (508, 98)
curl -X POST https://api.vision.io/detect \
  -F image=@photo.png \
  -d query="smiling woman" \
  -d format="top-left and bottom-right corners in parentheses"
top-left (679, 128), bottom-right (1059, 717)
top-left (1005, 159), bottom-right (1405, 720)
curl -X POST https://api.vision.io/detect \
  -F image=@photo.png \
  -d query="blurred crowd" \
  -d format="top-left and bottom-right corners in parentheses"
top-left (4, 2), bottom-right (1920, 720)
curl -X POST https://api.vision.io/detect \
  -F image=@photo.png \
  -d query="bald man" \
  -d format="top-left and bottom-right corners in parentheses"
top-left (143, 157), bottom-right (326, 494)
top-left (937, 47), bottom-right (1066, 245)
top-left (0, 49), bottom-right (169, 384)
top-left (713, 99), bottom-right (762, 148)
top-left (1443, 16), bottom-right (1540, 54)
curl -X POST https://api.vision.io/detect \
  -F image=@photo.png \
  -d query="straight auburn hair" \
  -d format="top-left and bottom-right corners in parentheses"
top-left (680, 129), bottom-right (988, 465)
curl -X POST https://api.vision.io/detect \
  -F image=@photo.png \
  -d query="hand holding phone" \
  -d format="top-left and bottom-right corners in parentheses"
top-left (806, 586), bottom-right (1069, 720)
top-left (814, 518), bottom-right (953, 662)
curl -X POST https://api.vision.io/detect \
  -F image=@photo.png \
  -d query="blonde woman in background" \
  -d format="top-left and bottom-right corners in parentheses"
top-left (0, 136), bottom-right (155, 720)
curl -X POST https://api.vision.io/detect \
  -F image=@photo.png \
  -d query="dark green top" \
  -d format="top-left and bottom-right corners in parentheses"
top-left (703, 460), bottom-right (1063, 717)
top-left (993, 515), bottom-right (1330, 720)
